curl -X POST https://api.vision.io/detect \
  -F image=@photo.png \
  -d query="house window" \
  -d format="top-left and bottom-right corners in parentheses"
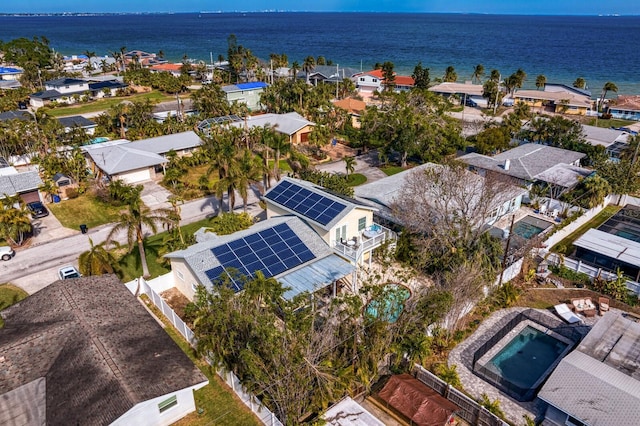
top-left (358, 217), bottom-right (367, 231)
top-left (359, 77), bottom-right (365, 82)
top-left (176, 270), bottom-right (184, 281)
top-left (191, 282), bottom-right (198, 292)
top-left (158, 395), bottom-right (178, 413)
top-left (372, 78), bottom-right (378, 83)
top-left (335, 225), bottom-right (347, 242)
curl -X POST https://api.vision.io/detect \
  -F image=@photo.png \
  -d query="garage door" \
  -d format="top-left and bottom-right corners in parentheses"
top-left (20, 190), bottom-right (41, 204)
top-left (118, 168), bottom-right (151, 184)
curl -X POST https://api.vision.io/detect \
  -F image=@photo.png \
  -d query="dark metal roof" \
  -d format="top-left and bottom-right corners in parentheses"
top-left (57, 115), bottom-right (96, 128)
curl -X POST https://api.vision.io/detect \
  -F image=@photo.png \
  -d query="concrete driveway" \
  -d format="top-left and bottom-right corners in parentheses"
top-left (30, 210), bottom-right (78, 245)
top-left (140, 180), bottom-right (172, 209)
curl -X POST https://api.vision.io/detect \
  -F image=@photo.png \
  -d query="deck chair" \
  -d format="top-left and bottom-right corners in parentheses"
top-left (599, 297), bottom-right (610, 314)
top-left (554, 303), bottom-right (582, 324)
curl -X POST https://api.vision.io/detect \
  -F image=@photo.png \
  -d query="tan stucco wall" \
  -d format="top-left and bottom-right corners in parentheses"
top-left (171, 259), bottom-right (200, 301)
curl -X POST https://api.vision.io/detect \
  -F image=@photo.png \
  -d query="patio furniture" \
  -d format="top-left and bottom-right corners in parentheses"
top-left (539, 204), bottom-right (547, 215)
top-left (571, 298), bottom-right (597, 317)
top-left (598, 297), bottom-right (610, 315)
top-left (554, 303), bottom-right (582, 324)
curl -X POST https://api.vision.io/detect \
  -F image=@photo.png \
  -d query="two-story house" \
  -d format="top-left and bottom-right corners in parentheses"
top-left (353, 69), bottom-right (415, 95)
top-left (221, 81), bottom-right (269, 111)
top-left (263, 177), bottom-right (397, 267)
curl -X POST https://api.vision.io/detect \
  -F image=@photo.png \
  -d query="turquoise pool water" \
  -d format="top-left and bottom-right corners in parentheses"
top-left (513, 216), bottom-right (552, 239)
top-left (89, 137), bottom-right (110, 144)
top-left (489, 326), bottom-right (567, 389)
top-left (365, 284), bottom-right (411, 323)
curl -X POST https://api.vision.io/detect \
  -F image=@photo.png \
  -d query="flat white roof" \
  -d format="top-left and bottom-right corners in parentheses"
top-left (574, 228), bottom-right (640, 268)
top-left (323, 397), bottom-right (385, 426)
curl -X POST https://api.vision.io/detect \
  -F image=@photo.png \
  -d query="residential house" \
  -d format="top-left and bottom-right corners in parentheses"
top-left (581, 124), bottom-right (630, 162)
top-left (297, 65), bottom-right (361, 86)
top-left (124, 50), bottom-right (167, 67)
top-left (0, 275), bottom-right (208, 426)
top-left (221, 81), bottom-right (268, 111)
top-left (514, 83), bottom-right (594, 115)
top-left (332, 97), bottom-right (366, 128)
top-left (354, 163), bottom-right (527, 227)
top-left (264, 177), bottom-right (396, 266)
top-left (538, 311), bottom-right (640, 426)
top-left (89, 79), bottom-right (128, 98)
top-left (165, 215), bottom-right (355, 301)
top-left (227, 112), bottom-right (315, 144)
top-left (149, 63), bottom-right (186, 77)
top-left (152, 98), bottom-right (196, 122)
top-left (0, 110), bottom-right (33, 122)
top-left (83, 131), bottom-right (203, 183)
top-left (0, 66), bottom-right (22, 81)
top-left (459, 143), bottom-right (589, 192)
top-left (428, 82), bottom-right (485, 106)
top-left (30, 77), bottom-right (128, 107)
top-left (57, 115), bottom-right (97, 135)
top-left (0, 164), bottom-right (43, 204)
top-left (353, 69), bottom-right (415, 94)
top-left (607, 95), bottom-right (640, 121)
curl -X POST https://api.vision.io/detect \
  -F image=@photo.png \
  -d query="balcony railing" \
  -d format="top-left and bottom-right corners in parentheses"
top-left (332, 223), bottom-right (397, 262)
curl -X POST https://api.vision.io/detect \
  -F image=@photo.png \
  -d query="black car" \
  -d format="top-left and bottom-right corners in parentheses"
top-left (27, 201), bottom-right (49, 219)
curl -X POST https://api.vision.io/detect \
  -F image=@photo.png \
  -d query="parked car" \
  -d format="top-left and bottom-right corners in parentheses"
top-left (0, 246), bottom-right (15, 261)
top-left (27, 201), bottom-right (49, 219)
top-left (58, 265), bottom-right (81, 280)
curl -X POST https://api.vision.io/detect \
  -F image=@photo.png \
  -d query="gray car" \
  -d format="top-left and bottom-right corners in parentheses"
top-left (1, 246), bottom-right (16, 261)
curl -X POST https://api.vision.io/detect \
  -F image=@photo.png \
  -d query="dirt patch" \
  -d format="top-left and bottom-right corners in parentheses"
top-left (321, 141), bottom-right (358, 161)
top-left (160, 287), bottom-right (191, 319)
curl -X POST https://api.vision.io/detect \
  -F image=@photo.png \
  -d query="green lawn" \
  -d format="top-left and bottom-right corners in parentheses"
top-left (379, 165), bottom-right (406, 176)
top-left (551, 204), bottom-right (622, 254)
top-left (118, 218), bottom-right (213, 282)
top-left (346, 173), bottom-right (367, 186)
top-left (584, 117), bottom-right (635, 129)
top-left (47, 91), bottom-right (178, 117)
top-left (141, 296), bottom-right (261, 426)
top-left (0, 284), bottom-right (28, 311)
top-left (267, 159), bottom-right (292, 173)
top-left (48, 194), bottom-right (124, 229)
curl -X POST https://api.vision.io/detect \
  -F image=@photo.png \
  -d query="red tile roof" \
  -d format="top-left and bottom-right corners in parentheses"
top-left (149, 63), bottom-right (184, 72)
top-left (611, 95), bottom-right (640, 111)
top-left (333, 98), bottom-right (367, 114)
top-left (360, 69), bottom-right (414, 87)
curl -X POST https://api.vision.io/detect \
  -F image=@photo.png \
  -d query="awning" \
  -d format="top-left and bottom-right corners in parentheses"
top-left (279, 254), bottom-right (354, 300)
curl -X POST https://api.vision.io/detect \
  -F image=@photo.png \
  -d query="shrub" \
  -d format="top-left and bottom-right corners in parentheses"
top-left (66, 187), bottom-right (79, 199)
top-left (549, 264), bottom-right (590, 285)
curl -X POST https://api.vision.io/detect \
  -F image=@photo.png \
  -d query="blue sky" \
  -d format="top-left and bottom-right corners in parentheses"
top-left (2, 0), bottom-right (638, 15)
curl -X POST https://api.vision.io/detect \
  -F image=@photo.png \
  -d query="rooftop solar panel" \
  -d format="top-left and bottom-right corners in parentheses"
top-left (204, 223), bottom-right (315, 290)
top-left (265, 181), bottom-right (348, 226)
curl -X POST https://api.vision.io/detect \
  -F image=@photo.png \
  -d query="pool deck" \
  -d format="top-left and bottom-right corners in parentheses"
top-left (448, 307), bottom-right (599, 423)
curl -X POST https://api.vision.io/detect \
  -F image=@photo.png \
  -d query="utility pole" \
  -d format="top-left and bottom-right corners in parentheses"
top-left (498, 214), bottom-right (516, 287)
top-left (494, 73), bottom-right (501, 115)
top-left (336, 64), bottom-right (339, 99)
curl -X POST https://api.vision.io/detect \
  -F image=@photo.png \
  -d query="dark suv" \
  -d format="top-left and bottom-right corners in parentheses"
top-left (27, 201), bottom-right (49, 219)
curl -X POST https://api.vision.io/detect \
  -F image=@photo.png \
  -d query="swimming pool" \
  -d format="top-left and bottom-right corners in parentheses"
top-left (489, 326), bottom-right (568, 390)
top-left (513, 216), bottom-right (553, 239)
top-left (89, 136), bottom-right (110, 145)
top-left (365, 284), bottom-right (411, 323)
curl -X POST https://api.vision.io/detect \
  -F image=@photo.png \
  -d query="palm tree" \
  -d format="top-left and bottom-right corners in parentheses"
top-left (269, 131), bottom-right (290, 181)
top-left (302, 56), bottom-right (316, 84)
top-left (78, 238), bottom-right (119, 276)
top-left (582, 175), bottom-right (611, 209)
top-left (235, 149), bottom-right (263, 212)
top-left (443, 65), bottom-right (457, 82)
top-left (106, 198), bottom-right (173, 280)
top-left (599, 81), bottom-right (618, 112)
top-left (471, 64), bottom-right (484, 84)
top-left (0, 194), bottom-right (32, 246)
top-left (204, 133), bottom-right (239, 213)
top-left (535, 74), bottom-right (546, 90)
top-left (290, 61), bottom-right (300, 81)
top-left (435, 363), bottom-right (461, 398)
top-left (573, 77), bottom-right (587, 89)
top-left (344, 156), bottom-right (356, 178)
top-left (480, 393), bottom-right (505, 418)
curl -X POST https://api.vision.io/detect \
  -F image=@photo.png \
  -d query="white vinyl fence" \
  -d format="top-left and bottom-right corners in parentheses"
top-left (127, 276), bottom-right (284, 426)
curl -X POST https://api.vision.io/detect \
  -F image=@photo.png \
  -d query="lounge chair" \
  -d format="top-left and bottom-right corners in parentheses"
top-left (554, 303), bottom-right (582, 324)
top-left (599, 297), bottom-right (610, 315)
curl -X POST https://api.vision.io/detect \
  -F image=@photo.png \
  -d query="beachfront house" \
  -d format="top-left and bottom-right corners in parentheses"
top-left (0, 275), bottom-right (208, 426)
top-left (513, 83), bottom-right (593, 115)
top-left (0, 66), bottom-right (22, 81)
top-left (165, 216), bottom-right (356, 301)
top-left (264, 177), bottom-right (397, 266)
top-left (297, 65), bottom-right (361, 86)
top-left (607, 95), bottom-right (640, 121)
top-left (428, 82), bottom-right (485, 106)
top-left (29, 77), bottom-right (128, 107)
top-left (353, 69), bottom-right (415, 94)
top-left (221, 81), bottom-right (268, 111)
top-left (538, 311), bottom-right (640, 426)
top-left (581, 124), bottom-right (630, 162)
top-left (149, 63), bottom-right (185, 77)
top-left (354, 163), bottom-right (527, 227)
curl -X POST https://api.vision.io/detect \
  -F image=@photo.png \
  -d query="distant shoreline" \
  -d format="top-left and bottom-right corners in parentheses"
top-left (0, 12), bottom-right (637, 17)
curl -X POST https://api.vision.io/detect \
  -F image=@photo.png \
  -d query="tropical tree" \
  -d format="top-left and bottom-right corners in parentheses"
top-left (412, 62), bottom-right (430, 89)
top-left (471, 64), bottom-right (485, 84)
top-left (535, 74), bottom-right (547, 90)
top-left (573, 77), bottom-right (587, 89)
top-left (480, 393), bottom-right (505, 418)
top-left (235, 148), bottom-right (263, 212)
top-left (381, 61), bottom-right (396, 91)
top-left (599, 81), bottom-right (618, 112)
top-left (269, 131), bottom-right (290, 181)
top-left (78, 238), bottom-right (119, 276)
top-left (302, 55), bottom-right (316, 83)
top-left (443, 65), bottom-right (457, 82)
top-left (344, 156), bottom-right (356, 177)
top-left (106, 194), bottom-right (173, 280)
top-left (0, 194), bottom-right (32, 246)
top-left (290, 61), bottom-right (300, 80)
top-left (581, 174), bottom-right (611, 208)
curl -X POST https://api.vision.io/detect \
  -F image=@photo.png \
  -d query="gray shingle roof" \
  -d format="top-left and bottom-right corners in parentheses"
top-left (582, 124), bottom-right (629, 148)
top-left (0, 275), bottom-right (207, 426)
top-left (87, 145), bottom-right (166, 174)
top-left (229, 112), bottom-right (314, 136)
top-left (57, 115), bottom-right (97, 129)
top-left (538, 312), bottom-right (640, 426)
top-left (29, 89), bottom-right (63, 100)
top-left (0, 170), bottom-right (42, 196)
top-left (124, 131), bottom-right (203, 155)
top-left (459, 143), bottom-right (586, 181)
top-left (45, 78), bottom-right (87, 87)
top-left (0, 110), bottom-right (33, 122)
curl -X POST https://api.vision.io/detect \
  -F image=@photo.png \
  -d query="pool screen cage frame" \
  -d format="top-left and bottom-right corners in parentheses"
top-left (471, 309), bottom-right (588, 401)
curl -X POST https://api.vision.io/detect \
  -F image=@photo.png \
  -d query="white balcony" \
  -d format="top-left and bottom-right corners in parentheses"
top-left (332, 223), bottom-right (397, 263)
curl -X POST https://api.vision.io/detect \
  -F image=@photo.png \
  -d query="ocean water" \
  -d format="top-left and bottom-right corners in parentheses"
top-left (1, 12), bottom-right (639, 94)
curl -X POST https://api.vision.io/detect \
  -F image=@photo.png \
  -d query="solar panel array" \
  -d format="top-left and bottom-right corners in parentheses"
top-left (204, 223), bottom-right (315, 292)
top-left (265, 180), bottom-right (348, 226)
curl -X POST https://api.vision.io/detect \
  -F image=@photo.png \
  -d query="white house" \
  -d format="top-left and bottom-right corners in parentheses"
top-left (0, 275), bottom-right (208, 426)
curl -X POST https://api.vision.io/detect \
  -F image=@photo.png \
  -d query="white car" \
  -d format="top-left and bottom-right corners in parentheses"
top-left (0, 246), bottom-right (15, 261)
top-left (58, 265), bottom-right (81, 280)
